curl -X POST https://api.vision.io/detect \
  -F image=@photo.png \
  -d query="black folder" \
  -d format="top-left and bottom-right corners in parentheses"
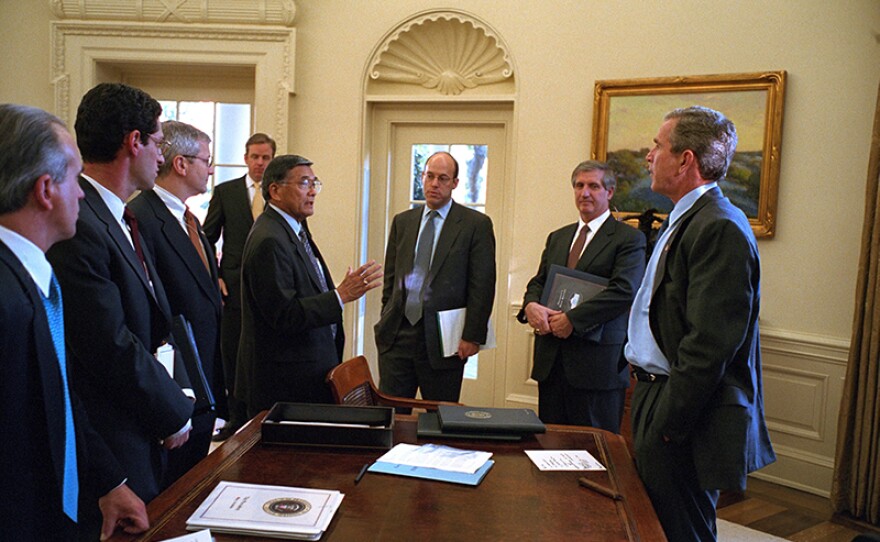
top-left (171, 315), bottom-right (216, 415)
top-left (539, 264), bottom-right (609, 311)
top-left (437, 405), bottom-right (546, 435)
top-left (417, 412), bottom-right (524, 441)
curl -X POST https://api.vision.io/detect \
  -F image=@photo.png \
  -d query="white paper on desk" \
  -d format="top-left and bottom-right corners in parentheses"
top-left (376, 443), bottom-right (492, 474)
top-left (525, 450), bottom-right (606, 471)
top-left (437, 308), bottom-right (496, 357)
top-left (159, 529), bottom-right (213, 542)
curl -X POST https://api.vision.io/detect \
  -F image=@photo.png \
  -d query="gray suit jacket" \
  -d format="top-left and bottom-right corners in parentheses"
top-left (648, 187), bottom-right (775, 490)
top-left (375, 201), bottom-right (496, 369)
top-left (519, 216), bottom-right (645, 390)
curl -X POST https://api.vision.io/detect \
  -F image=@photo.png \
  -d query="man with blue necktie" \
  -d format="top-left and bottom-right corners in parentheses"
top-left (0, 104), bottom-right (148, 540)
top-left (625, 106), bottom-right (775, 541)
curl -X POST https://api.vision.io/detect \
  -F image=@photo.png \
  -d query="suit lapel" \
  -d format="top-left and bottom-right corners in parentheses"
top-left (0, 242), bottom-right (66, 489)
top-left (653, 187), bottom-right (721, 294)
top-left (81, 179), bottom-right (159, 303)
top-left (549, 223), bottom-right (579, 266)
top-left (398, 206), bottom-right (423, 278)
top-left (146, 191), bottom-right (219, 305)
top-left (575, 217), bottom-right (615, 270)
top-left (427, 202), bottom-right (462, 285)
top-left (232, 176), bottom-right (255, 227)
top-left (267, 208), bottom-right (325, 292)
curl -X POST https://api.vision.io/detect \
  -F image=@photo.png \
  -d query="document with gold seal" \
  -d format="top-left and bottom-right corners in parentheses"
top-left (186, 481), bottom-right (344, 540)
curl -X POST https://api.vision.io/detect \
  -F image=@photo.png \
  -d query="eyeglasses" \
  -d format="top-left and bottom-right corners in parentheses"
top-left (147, 133), bottom-right (170, 154)
top-left (183, 155), bottom-right (214, 167)
top-left (294, 177), bottom-right (323, 193)
top-left (423, 171), bottom-right (453, 184)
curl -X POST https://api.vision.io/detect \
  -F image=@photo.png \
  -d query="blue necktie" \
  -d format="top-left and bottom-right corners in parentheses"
top-left (405, 210), bottom-right (437, 325)
top-left (40, 274), bottom-right (78, 522)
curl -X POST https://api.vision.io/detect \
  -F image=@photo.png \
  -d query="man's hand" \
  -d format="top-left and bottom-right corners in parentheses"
top-left (337, 260), bottom-right (383, 303)
top-left (218, 277), bottom-right (228, 298)
top-left (162, 426), bottom-right (190, 450)
top-left (524, 302), bottom-right (560, 335)
top-left (548, 312), bottom-right (574, 339)
top-left (457, 339), bottom-right (480, 360)
top-left (99, 484), bottom-right (149, 540)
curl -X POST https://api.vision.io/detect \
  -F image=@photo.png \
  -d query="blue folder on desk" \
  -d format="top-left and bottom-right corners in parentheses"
top-left (368, 460), bottom-right (494, 486)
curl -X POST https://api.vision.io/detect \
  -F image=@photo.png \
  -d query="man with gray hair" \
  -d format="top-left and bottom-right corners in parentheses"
top-left (518, 160), bottom-right (645, 431)
top-left (0, 103), bottom-right (148, 539)
top-left (238, 154), bottom-right (382, 415)
top-left (625, 106), bottom-right (775, 541)
top-left (129, 120), bottom-right (228, 486)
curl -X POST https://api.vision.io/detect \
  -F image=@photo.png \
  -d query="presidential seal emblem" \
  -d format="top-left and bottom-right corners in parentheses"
top-left (263, 497), bottom-right (311, 517)
top-left (464, 410), bottom-right (492, 420)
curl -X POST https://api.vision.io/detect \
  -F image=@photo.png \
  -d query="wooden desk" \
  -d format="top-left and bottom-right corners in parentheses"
top-left (110, 414), bottom-right (665, 541)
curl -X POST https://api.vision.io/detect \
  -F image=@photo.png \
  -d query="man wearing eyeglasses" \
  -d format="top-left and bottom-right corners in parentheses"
top-left (128, 120), bottom-right (228, 487)
top-left (46, 84), bottom-right (194, 527)
top-left (375, 151), bottom-right (496, 406)
top-left (238, 154), bottom-right (382, 414)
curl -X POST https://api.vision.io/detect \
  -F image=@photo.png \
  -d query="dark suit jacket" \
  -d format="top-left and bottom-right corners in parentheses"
top-left (128, 189), bottom-right (228, 420)
top-left (518, 217), bottom-right (646, 390)
top-left (375, 201), bottom-right (496, 370)
top-left (0, 241), bottom-right (124, 539)
top-left (238, 207), bottom-right (344, 412)
top-left (203, 175), bottom-right (253, 309)
top-left (46, 178), bottom-right (193, 503)
top-left (648, 187), bottom-right (775, 491)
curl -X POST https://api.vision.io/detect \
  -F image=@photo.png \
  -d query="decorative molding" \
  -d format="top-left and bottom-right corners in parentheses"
top-left (760, 326), bottom-right (850, 366)
top-left (50, 20), bottom-right (294, 151)
top-left (50, 0), bottom-right (297, 27)
top-left (761, 364), bottom-right (828, 440)
top-left (367, 9), bottom-right (514, 96)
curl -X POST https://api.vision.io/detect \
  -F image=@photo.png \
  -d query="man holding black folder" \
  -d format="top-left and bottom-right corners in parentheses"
top-left (518, 160), bottom-right (645, 431)
top-left (129, 120), bottom-right (228, 486)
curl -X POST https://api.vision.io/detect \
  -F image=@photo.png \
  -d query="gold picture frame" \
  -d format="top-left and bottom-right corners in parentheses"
top-left (591, 71), bottom-right (786, 238)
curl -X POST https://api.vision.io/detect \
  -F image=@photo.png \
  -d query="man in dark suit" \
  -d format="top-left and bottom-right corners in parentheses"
top-left (0, 103), bottom-right (148, 540)
top-left (238, 154), bottom-right (382, 415)
top-left (46, 84), bottom-right (194, 513)
top-left (625, 106), bottom-right (775, 541)
top-left (203, 132), bottom-right (274, 440)
top-left (518, 160), bottom-right (645, 431)
top-left (375, 151), bottom-right (496, 404)
top-left (128, 120), bottom-right (228, 487)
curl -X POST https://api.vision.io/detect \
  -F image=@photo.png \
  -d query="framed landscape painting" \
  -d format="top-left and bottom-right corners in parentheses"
top-left (591, 71), bottom-right (786, 238)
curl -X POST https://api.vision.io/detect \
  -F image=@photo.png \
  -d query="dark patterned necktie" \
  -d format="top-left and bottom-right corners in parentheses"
top-left (405, 210), bottom-right (437, 325)
top-left (40, 274), bottom-right (78, 522)
top-left (299, 229), bottom-right (335, 337)
top-left (122, 208), bottom-right (151, 282)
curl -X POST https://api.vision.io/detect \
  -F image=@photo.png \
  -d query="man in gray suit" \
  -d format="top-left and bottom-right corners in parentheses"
top-left (625, 106), bottom-right (775, 541)
top-left (519, 160), bottom-right (645, 431)
top-left (375, 151), bottom-right (496, 404)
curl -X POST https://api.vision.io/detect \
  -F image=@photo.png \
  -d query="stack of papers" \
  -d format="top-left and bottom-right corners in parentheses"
top-left (368, 443), bottom-right (494, 486)
top-left (186, 481), bottom-right (343, 540)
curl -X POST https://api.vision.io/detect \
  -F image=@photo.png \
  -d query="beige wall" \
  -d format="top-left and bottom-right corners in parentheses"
top-left (3, 0), bottom-right (879, 494)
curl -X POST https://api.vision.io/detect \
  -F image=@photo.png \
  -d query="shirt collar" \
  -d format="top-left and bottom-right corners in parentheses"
top-left (268, 203), bottom-right (304, 236)
top-left (153, 185), bottom-right (187, 221)
top-left (424, 198), bottom-right (453, 221)
top-left (669, 182), bottom-right (717, 227)
top-left (81, 174), bottom-right (126, 224)
top-left (0, 225), bottom-right (53, 296)
top-left (247, 174), bottom-right (260, 188)
top-left (580, 209), bottom-right (611, 233)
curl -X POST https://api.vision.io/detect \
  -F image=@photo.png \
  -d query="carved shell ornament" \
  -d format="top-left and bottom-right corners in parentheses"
top-left (370, 16), bottom-right (513, 95)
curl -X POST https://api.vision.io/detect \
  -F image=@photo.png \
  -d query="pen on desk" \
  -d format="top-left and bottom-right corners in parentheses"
top-left (578, 477), bottom-right (623, 501)
top-left (355, 463), bottom-right (370, 485)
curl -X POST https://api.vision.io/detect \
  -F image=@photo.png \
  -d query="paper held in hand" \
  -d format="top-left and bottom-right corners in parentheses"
top-left (186, 481), bottom-right (343, 540)
top-left (436, 308), bottom-right (496, 358)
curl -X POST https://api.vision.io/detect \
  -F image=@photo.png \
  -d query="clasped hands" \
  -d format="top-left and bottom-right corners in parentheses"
top-left (337, 260), bottom-right (383, 303)
top-left (524, 302), bottom-right (573, 339)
